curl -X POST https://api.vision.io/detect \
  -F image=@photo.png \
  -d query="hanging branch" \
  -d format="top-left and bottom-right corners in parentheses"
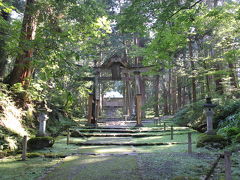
top-left (169, 0), bottom-right (204, 19)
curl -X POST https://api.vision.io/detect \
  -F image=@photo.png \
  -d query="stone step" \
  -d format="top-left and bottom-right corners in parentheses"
top-left (70, 131), bottom-right (195, 137)
top-left (74, 142), bottom-right (190, 146)
top-left (71, 128), bottom-right (189, 134)
top-left (77, 125), bottom-right (173, 130)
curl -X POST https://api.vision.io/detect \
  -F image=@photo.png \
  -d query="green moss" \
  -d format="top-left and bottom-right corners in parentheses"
top-left (27, 152), bottom-right (44, 158)
top-left (172, 176), bottom-right (200, 180)
top-left (132, 133), bottom-right (199, 144)
top-left (26, 152), bottom-right (66, 158)
top-left (43, 155), bottom-right (141, 180)
top-left (28, 136), bottom-right (55, 150)
top-left (196, 134), bottom-right (227, 149)
top-left (0, 156), bottom-right (62, 180)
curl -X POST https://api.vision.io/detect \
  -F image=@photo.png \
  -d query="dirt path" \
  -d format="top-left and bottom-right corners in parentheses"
top-left (41, 154), bottom-right (142, 180)
top-left (34, 121), bottom-right (223, 180)
top-left (41, 136), bottom-right (142, 180)
top-left (39, 133), bottom-right (217, 180)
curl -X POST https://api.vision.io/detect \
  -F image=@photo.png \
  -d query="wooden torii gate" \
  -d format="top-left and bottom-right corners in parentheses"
top-left (85, 55), bottom-right (151, 127)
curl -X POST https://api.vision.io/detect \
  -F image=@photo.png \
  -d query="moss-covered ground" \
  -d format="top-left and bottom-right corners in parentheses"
top-left (0, 123), bottom-right (240, 180)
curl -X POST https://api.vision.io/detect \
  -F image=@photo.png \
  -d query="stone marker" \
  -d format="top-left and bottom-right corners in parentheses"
top-left (171, 125), bottom-right (173, 140)
top-left (38, 113), bottom-right (49, 136)
top-left (22, 136), bottom-right (27, 161)
top-left (188, 132), bottom-right (192, 154)
top-left (203, 97), bottom-right (217, 135)
top-left (224, 151), bottom-right (232, 180)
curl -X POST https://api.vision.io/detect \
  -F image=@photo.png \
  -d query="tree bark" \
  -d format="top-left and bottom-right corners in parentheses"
top-left (154, 75), bottom-right (160, 117)
top-left (214, 64), bottom-right (224, 95)
top-left (160, 75), bottom-right (169, 115)
top-left (140, 75), bottom-right (146, 118)
top-left (228, 62), bottom-right (238, 89)
top-left (189, 40), bottom-right (197, 102)
top-left (171, 70), bottom-right (177, 114)
top-left (7, 0), bottom-right (39, 88)
top-left (168, 69), bottom-right (172, 114)
top-left (0, 0), bottom-right (10, 79)
top-left (177, 76), bottom-right (182, 110)
top-left (214, 0), bottom-right (218, 7)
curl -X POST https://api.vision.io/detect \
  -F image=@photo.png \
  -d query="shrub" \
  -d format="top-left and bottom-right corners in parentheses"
top-left (173, 101), bottom-right (205, 128)
top-left (27, 136), bottom-right (55, 150)
top-left (226, 127), bottom-right (240, 138)
top-left (215, 101), bottom-right (240, 129)
top-left (173, 99), bottom-right (240, 134)
top-left (196, 134), bottom-right (227, 149)
top-left (236, 133), bottom-right (240, 143)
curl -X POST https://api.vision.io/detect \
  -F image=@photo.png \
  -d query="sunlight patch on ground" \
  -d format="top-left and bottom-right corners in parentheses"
top-left (42, 155), bottom-right (140, 180)
top-left (0, 157), bottom-right (61, 180)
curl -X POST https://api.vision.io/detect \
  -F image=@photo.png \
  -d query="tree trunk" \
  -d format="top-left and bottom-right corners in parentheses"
top-left (228, 62), bottom-right (238, 89)
top-left (189, 40), bottom-right (197, 102)
top-left (154, 75), bottom-right (160, 117)
top-left (171, 70), bottom-right (177, 114)
top-left (214, 0), bottom-right (218, 7)
top-left (0, 1), bottom-right (10, 79)
top-left (140, 75), bottom-right (146, 118)
top-left (177, 76), bottom-right (182, 110)
top-left (168, 69), bottom-right (172, 114)
top-left (124, 73), bottom-right (130, 116)
top-left (214, 64), bottom-right (224, 95)
top-left (160, 75), bottom-right (169, 115)
top-left (182, 85), bottom-right (186, 106)
top-left (7, 0), bottom-right (39, 88)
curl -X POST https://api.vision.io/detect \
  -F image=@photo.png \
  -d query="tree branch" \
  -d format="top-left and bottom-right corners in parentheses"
top-left (169, 0), bottom-right (204, 19)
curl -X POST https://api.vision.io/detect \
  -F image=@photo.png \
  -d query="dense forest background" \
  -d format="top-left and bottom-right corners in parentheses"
top-left (0, 0), bottom-right (240, 150)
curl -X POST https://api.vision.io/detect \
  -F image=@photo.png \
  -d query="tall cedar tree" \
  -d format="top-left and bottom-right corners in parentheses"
top-left (7, 0), bottom-right (39, 88)
top-left (0, 0), bottom-right (10, 78)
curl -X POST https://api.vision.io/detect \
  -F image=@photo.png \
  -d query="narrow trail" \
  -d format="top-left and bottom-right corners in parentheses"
top-left (38, 120), bottom-right (218, 180)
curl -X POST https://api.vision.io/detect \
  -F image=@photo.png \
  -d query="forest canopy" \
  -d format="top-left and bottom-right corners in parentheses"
top-left (0, 0), bottom-right (239, 132)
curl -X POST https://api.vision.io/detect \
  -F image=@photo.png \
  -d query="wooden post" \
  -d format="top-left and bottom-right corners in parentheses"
top-left (134, 71), bottom-right (141, 94)
top-left (224, 151), bottom-right (232, 180)
top-left (125, 74), bottom-right (130, 116)
top-left (164, 122), bottom-right (166, 131)
top-left (135, 94), bottom-right (143, 127)
top-left (96, 100), bottom-right (100, 120)
top-left (22, 136), bottom-right (27, 161)
top-left (171, 125), bottom-right (173, 140)
top-left (67, 129), bottom-right (70, 145)
top-left (188, 132), bottom-right (192, 154)
top-left (87, 94), bottom-right (93, 125)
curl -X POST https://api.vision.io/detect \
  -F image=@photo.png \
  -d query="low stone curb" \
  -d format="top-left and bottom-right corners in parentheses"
top-left (70, 131), bottom-right (196, 137)
top-left (74, 142), bottom-right (196, 146)
top-left (72, 128), bottom-right (191, 134)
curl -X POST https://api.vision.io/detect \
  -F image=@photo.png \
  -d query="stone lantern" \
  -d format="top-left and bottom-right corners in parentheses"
top-left (203, 97), bottom-right (217, 135)
top-left (37, 101), bottom-right (51, 136)
top-left (38, 113), bottom-right (49, 136)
